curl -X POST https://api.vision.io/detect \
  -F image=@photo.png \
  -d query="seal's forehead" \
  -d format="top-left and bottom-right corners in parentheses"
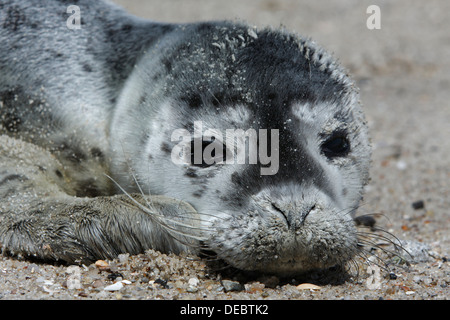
top-left (219, 104), bottom-right (252, 126)
top-left (177, 102), bottom-right (255, 140)
top-left (183, 102), bottom-right (253, 130)
top-left (290, 101), bottom-right (351, 127)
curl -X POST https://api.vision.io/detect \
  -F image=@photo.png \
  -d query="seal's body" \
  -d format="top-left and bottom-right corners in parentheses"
top-left (0, 0), bottom-right (371, 274)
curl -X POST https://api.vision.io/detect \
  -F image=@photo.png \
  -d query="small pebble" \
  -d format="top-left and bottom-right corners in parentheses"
top-left (188, 277), bottom-right (199, 287)
top-left (221, 280), bottom-right (245, 292)
top-left (354, 215), bottom-right (376, 229)
top-left (154, 278), bottom-right (169, 289)
top-left (92, 279), bottom-right (105, 288)
top-left (27, 264), bottom-right (40, 274)
top-left (66, 266), bottom-right (82, 290)
top-left (43, 279), bottom-right (54, 286)
top-left (396, 160), bottom-right (407, 170)
top-left (412, 200), bottom-right (425, 210)
top-left (118, 253), bottom-right (129, 264)
top-left (389, 273), bottom-right (397, 280)
top-left (95, 260), bottom-right (110, 272)
top-left (296, 283), bottom-right (322, 291)
top-left (104, 282), bottom-right (123, 291)
top-left (107, 272), bottom-right (124, 281)
top-left (186, 286), bottom-right (198, 293)
top-left (245, 282), bottom-right (265, 293)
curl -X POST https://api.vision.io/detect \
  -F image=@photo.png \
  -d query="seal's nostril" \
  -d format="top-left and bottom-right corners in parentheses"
top-left (271, 202), bottom-right (290, 228)
top-left (306, 204), bottom-right (316, 218)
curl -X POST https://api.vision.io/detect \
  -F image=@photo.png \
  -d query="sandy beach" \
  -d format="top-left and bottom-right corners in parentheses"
top-left (0, 0), bottom-right (448, 302)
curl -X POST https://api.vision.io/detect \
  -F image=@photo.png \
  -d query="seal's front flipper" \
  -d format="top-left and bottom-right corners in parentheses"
top-left (1, 194), bottom-right (200, 264)
top-left (0, 135), bottom-right (200, 264)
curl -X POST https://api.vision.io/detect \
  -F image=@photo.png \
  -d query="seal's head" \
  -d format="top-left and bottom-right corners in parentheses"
top-left (111, 22), bottom-right (371, 274)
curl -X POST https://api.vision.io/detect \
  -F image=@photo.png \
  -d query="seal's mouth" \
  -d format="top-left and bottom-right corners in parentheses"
top-left (203, 205), bottom-right (358, 275)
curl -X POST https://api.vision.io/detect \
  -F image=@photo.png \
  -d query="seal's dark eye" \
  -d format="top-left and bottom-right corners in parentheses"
top-left (190, 138), bottom-right (227, 168)
top-left (321, 134), bottom-right (350, 158)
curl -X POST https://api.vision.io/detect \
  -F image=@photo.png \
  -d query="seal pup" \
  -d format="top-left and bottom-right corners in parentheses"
top-left (0, 0), bottom-right (371, 274)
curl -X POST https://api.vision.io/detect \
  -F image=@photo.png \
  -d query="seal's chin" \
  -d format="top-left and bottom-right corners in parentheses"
top-left (205, 207), bottom-right (358, 275)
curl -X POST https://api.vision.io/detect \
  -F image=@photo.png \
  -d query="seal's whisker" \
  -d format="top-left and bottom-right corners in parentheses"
top-left (358, 223), bottom-right (411, 257)
top-left (355, 246), bottom-right (396, 273)
top-left (356, 232), bottom-right (411, 263)
top-left (105, 174), bottom-right (211, 242)
top-left (370, 226), bottom-right (407, 250)
top-left (356, 240), bottom-right (410, 273)
top-left (339, 236), bottom-right (390, 274)
top-left (357, 228), bottom-right (399, 245)
top-left (105, 168), bottom-right (228, 249)
top-left (118, 139), bottom-right (156, 209)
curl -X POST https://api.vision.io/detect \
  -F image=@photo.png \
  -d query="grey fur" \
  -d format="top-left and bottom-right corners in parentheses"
top-left (0, 0), bottom-right (371, 274)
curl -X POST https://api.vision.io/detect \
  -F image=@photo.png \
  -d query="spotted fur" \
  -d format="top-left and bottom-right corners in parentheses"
top-left (0, 0), bottom-right (371, 273)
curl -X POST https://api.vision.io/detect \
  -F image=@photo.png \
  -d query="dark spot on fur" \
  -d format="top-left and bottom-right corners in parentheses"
top-left (76, 179), bottom-right (101, 197)
top-left (152, 72), bottom-right (162, 81)
top-left (180, 93), bottom-right (202, 109)
top-left (55, 170), bottom-right (63, 179)
top-left (231, 172), bottom-right (242, 186)
top-left (182, 122), bottom-right (192, 131)
top-left (139, 132), bottom-right (149, 145)
top-left (139, 94), bottom-right (146, 104)
top-left (1, 112), bottom-right (22, 133)
top-left (121, 24), bottom-right (133, 32)
top-left (82, 63), bottom-right (93, 72)
top-left (55, 142), bottom-right (86, 164)
top-left (1, 87), bottom-right (54, 136)
top-left (37, 166), bottom-right (46, 172)
top-left (192, 190), bottom-right (204, 198)
top-left (0, 90), bottom-right (22, 131)
top-left (266, 91), bottom-right (278, 101)
top-left (90, 147), bottom-right (104, 159)
top-left (162, 58), bottom-right (172, 73)
top-left (160, 143), bottom-right (171, 154)
top-left (3, 6), bottom-right (26, 31)
top-left (185, 168), bottom-right (198, 178)
top-left (105, 27), bottom-right (114, 39)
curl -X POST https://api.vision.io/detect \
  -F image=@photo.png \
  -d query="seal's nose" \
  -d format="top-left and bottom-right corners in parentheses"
top-left (271, 201), bottom-right (316, 231)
